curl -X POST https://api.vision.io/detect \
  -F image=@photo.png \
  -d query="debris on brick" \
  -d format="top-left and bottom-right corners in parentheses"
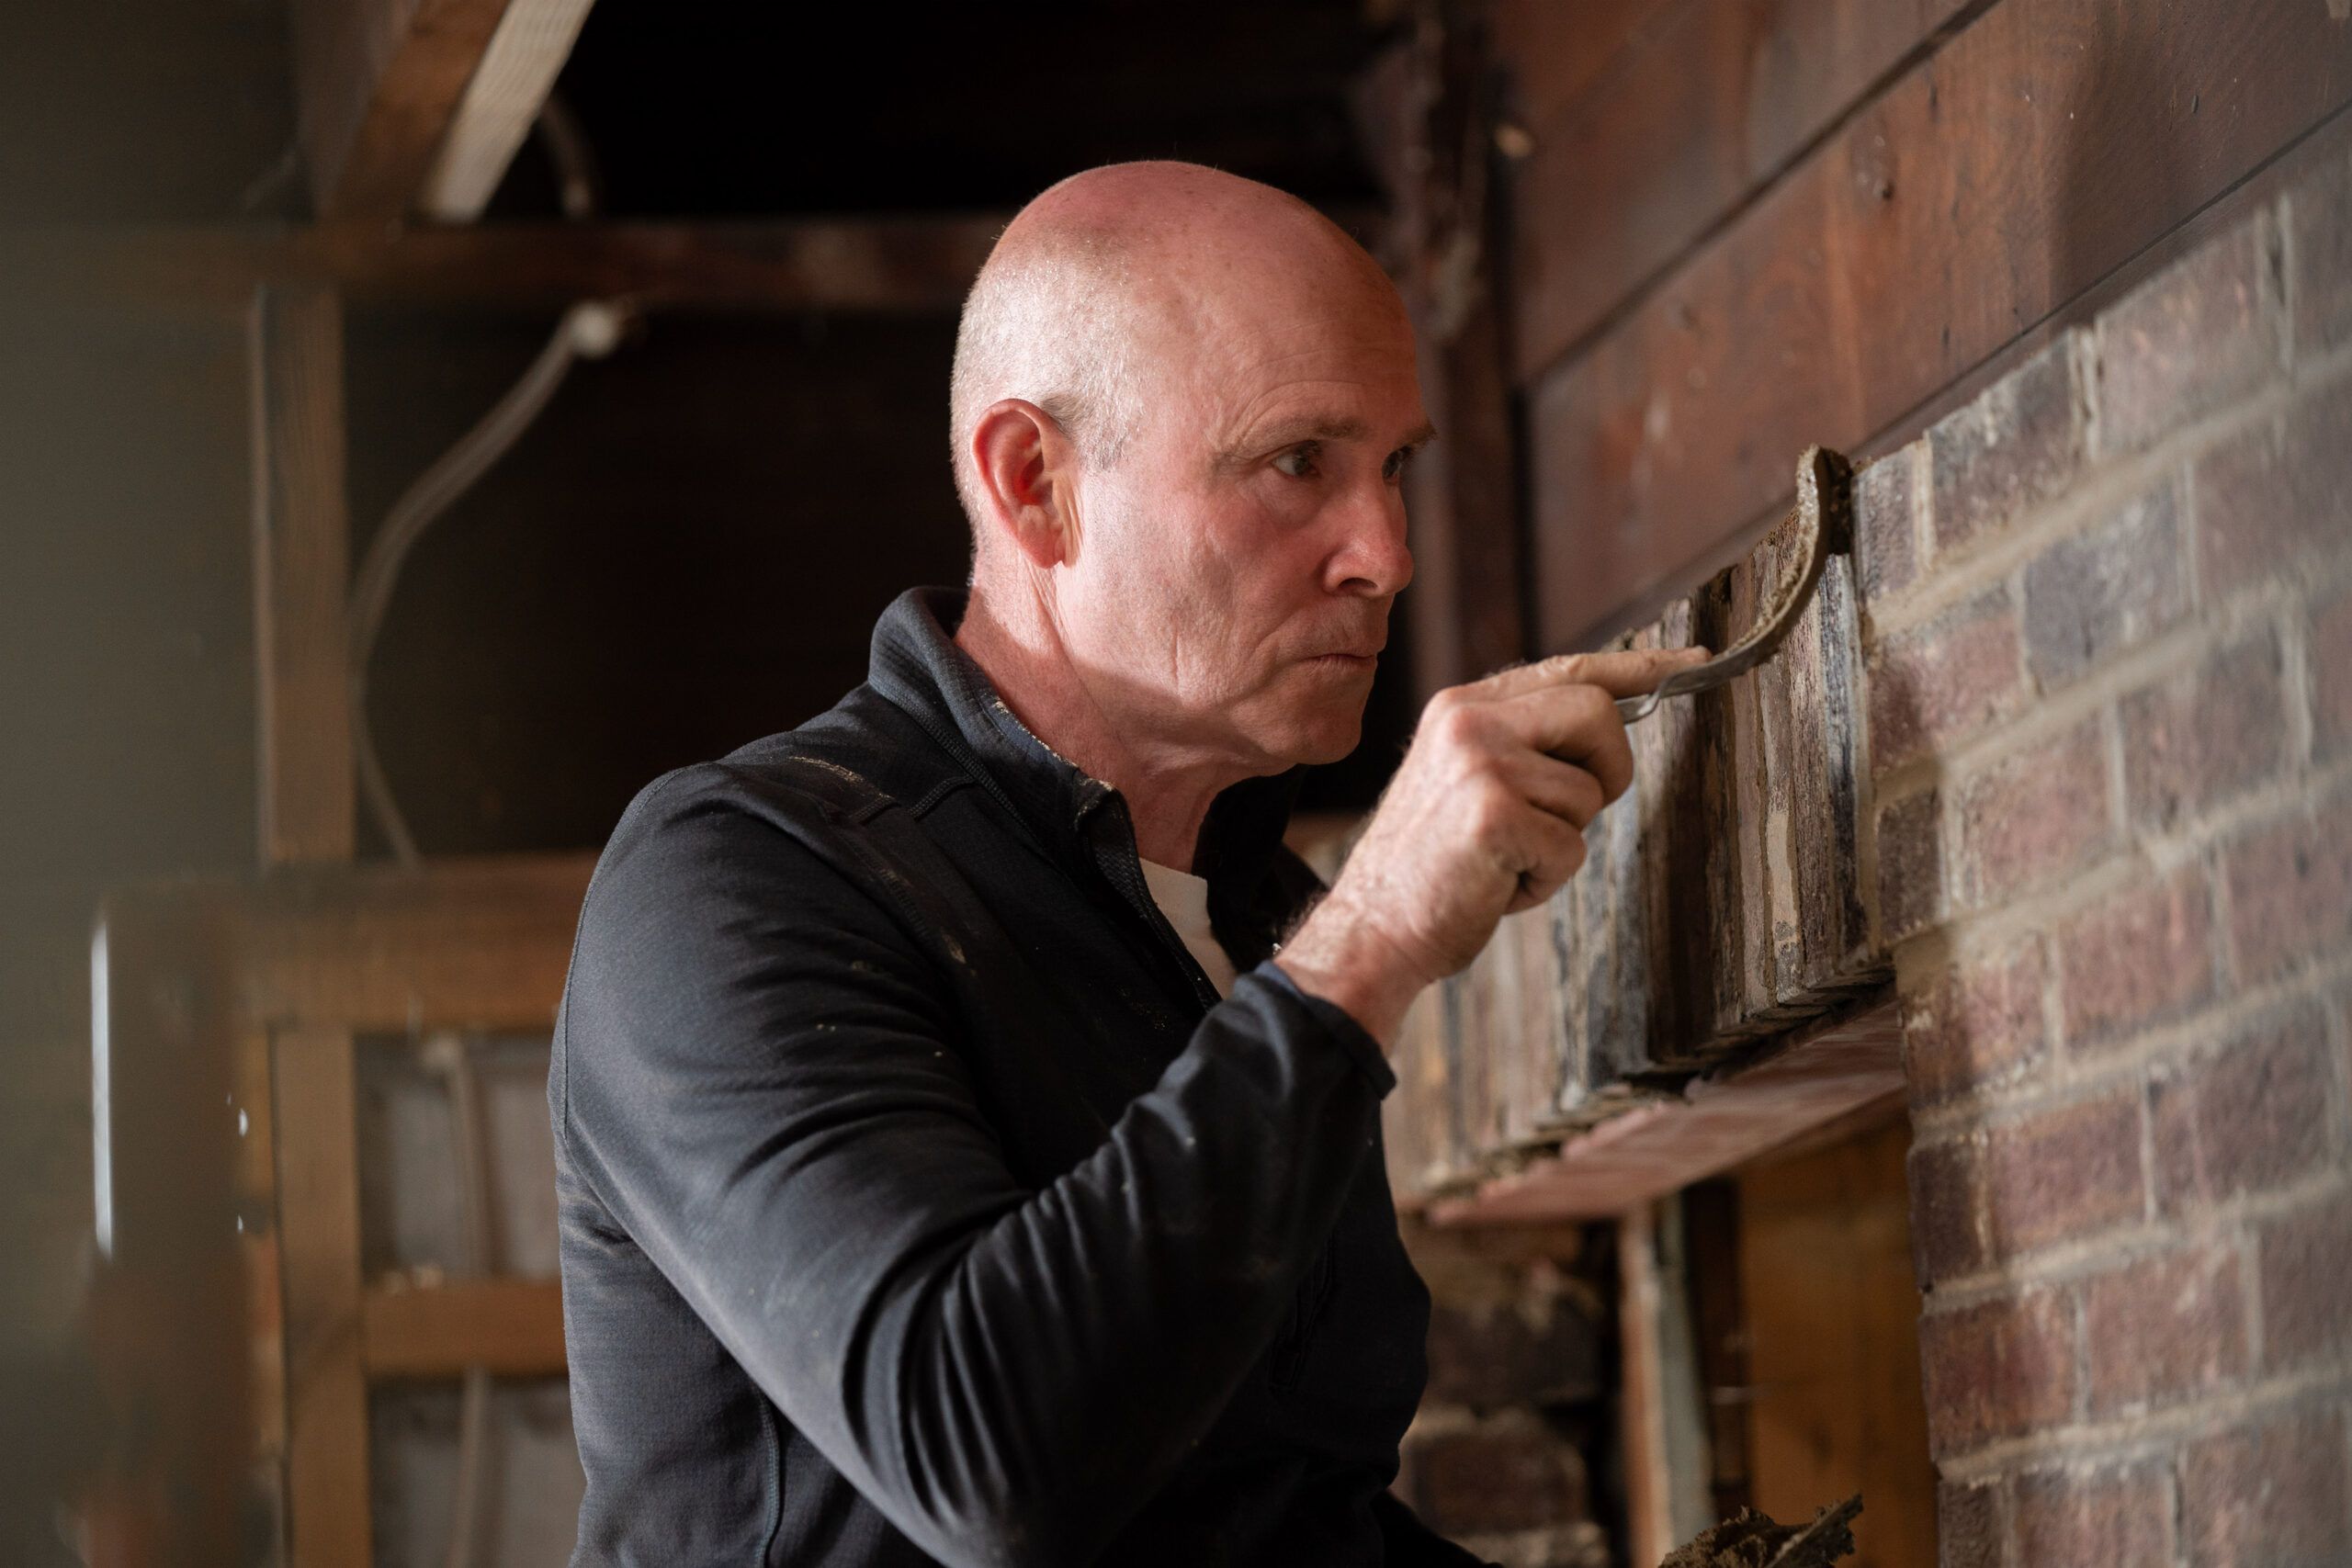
top-left (1657, 1495), bottom-right (1861, 1568)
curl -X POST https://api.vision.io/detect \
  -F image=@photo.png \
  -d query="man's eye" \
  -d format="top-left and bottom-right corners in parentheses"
top-left (1272, 447), bottom-right (1317, 479)
top-left (1383, 448), bottom-right (1412, 483)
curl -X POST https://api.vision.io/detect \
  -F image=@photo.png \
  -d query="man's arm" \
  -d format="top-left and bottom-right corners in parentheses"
top-left (556, 767), bottom-right (1395, 1568)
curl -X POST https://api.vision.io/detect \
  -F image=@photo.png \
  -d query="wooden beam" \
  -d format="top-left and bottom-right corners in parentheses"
top-left (249, 283), bottom-right (356, 867)
top-left (363, 1277), bottom-right (566, 1379)
top-left (272, 1024), bottom-right (372, 1568)
top-left (234, 852), bottom-right (594, 1032)
top-left (2, 216), bottom-right (1006, 314)
top-left (290, 0), bottom-right (514, 220)
top-left (419, 0), bottom-right (598, 220)
top-left (1527, 0), bottom-right (2352, 650)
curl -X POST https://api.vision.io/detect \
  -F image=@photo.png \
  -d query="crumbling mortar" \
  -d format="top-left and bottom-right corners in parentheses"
top-left (1928, 1361), bottom-right (2352, 1484)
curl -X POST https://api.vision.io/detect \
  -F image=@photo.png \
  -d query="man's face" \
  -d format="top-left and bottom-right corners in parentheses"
top-left (1052, 274), bottom-right (1428, 773)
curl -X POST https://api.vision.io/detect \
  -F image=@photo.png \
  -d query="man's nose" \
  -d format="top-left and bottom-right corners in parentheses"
top-left (1326, 485), bottom-right (1414, 597)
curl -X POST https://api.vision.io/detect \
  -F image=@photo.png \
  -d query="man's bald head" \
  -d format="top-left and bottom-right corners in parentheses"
top-left (948, 161), bottom-right (1398, 547)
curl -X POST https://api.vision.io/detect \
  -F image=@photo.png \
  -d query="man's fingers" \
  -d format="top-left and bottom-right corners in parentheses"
top-left (1474, 645), bottom-right (1712, 703)
top-left (1501, 750), bottom-right (1608, 832)
top-left (1488, 682), bottom-right (1635, 803)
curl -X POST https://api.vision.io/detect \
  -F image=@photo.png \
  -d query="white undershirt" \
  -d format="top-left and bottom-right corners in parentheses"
top-left (1137, 858), bottom-right (1239, 998)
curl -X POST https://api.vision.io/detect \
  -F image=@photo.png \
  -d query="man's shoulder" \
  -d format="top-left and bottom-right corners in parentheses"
top-left (596, 683), bottom-right (968, 890)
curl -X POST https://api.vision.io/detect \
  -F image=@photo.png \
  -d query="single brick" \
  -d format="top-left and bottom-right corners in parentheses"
top-left (1855, 442), bottom-right (1923, 604)
top-left (1867, 585), bottom-right (2026, 773)
top-left (1930, 336), bottom-right (2084, 558)
top-left (2151, 1003), bottom-right (2334, 1213)
top-left (1877, 786), bottom-right (1946, 943)
top-left (2312, 583), bottom-right (2352, 764)
top-left (2257, 1194), bottom-right (2352, 1373)
top-left (1398, 1409), bottom-right (1591, 1535)
top-left (2083, 1245), bottom-right (2247, 1416)
top-left (1908, 1134), bottom-right (1986, 1287)
top-left (2182, 1406), bottom-right (2352, 1567)
top-left (1955, 717), bottom-right (2114, 909)
top-left (1904, 939), bottom-right (2049, 1107)
top-left (2021, 476), bottom-right (2190, 691)
top-left (1979, 1088), bottom-right (2147, 1261)
top-left (2198, 374), bottom-right (2352, 602)
top-left (2096, 218), bottom-right (2282, 455)
top-left (2054, 867), bottom-right (2215, 1053)
top-left (1938, 1477), bottom-right (2004, 1568)
top-left (2223, 791), bottom-right (2352, 984)
top-left (1917, 1287), bottom-right (2077, 1460)
top-left (2120, 631), bottom-right (2289, 829)
top-left (2010, 1462), bottom-right (2174, 1566)
top-left (2290, 145), bottom-right (2352, 357)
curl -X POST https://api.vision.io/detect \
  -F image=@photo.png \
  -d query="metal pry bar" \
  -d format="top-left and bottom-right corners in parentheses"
top-left (1614, 445), bottom-right (1857, 725)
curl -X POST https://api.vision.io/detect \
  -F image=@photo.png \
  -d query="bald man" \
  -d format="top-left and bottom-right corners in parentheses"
top-left (552, 163), bottom-right (1701, 1567)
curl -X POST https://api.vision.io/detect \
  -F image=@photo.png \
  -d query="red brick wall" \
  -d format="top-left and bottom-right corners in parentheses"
top-left (1867, 149), bottom-right (2352, 1566)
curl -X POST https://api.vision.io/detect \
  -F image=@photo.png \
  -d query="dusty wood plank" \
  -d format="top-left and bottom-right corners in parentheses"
top-left (1530, 0), bottom-right (2352, 650)
top-left (235, 852), bottom-right (594, 1032)
top-left (273, 1024), bottom-right (371, 1568)
top-left (249, 282), bottom-right (355, 867)
top-left (1508, 0), bottom-right (1974, 380)
top-left (1617, 1202), bottom-right (1677, 1568)
top-left (1428, 998), bottom-right (1903, 1224)
top-left (1737, 1117), bottom-right (1939, 1568)
top-left (290, 0), bottom-right (515, 220)
top-left (1, 216), bottom-right (1008, 314)
top-left (363, 1276), bottom-right (566, 1379)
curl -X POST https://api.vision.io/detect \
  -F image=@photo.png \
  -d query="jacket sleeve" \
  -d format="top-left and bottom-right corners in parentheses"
top-left (1371, 1490), bottom-right (1501, 1567)
top-left (553, 772), bottom-right (1398, 1568)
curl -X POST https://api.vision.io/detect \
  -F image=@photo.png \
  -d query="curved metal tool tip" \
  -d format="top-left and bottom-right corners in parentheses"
top-left (1616, 445), bottom-right (1856, 725)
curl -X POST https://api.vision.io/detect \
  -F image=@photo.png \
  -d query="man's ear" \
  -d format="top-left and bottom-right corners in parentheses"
top-left (969, 398), bottom-right (1080, 569)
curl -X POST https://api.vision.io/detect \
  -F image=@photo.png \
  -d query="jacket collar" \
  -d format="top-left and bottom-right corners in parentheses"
top-left (865, 586), bottom-right (1307, 957)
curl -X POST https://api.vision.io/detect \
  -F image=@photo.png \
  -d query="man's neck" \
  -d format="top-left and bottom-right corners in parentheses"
top-left (953, 586), bottom-right (1250, 873)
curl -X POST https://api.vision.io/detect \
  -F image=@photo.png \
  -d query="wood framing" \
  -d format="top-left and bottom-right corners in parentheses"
top-left (416, 0), bottom-right (598, 220)
top-left (95, 852), bottom-right (592, 1566)
top-left (364, 1277), bottom-right (566, 1379)
top-left (249, 283), bottom-right (356, 867)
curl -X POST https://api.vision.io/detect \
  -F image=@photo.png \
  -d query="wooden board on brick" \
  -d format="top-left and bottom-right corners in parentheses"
top-left (1392, 510), bottom-right (1890, 1208)
top-left (1526, 0), bottom-right (2352, 651)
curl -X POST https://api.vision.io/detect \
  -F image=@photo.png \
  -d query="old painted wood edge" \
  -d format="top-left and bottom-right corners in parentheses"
top-left (361, 1276), bottom-right (567, 1380)
top-left (1528, 0), bottom-right (2352, 651)
top-left (1421, 993), bottom-right (1903, 1224)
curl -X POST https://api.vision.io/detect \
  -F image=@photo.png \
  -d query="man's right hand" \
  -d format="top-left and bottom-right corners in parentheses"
top-left (1273, 645), bottom-right (1710, 1047)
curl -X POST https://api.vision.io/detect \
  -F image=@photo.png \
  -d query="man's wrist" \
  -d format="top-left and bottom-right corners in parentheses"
top-left (1272, 911), bottom-right (1429, 1050)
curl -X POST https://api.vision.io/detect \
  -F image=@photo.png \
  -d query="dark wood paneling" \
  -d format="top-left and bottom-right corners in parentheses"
top-left (1529, 0), bottom-right (2352, 651)
top-left (1507, 0), bottom-right (1975, 382)
top-left (1493, 0), bottom-right (1678, 133)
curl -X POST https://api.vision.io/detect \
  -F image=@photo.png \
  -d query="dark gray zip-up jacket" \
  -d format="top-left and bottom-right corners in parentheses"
top-left (551, 586), bottom-right (1487, 1567)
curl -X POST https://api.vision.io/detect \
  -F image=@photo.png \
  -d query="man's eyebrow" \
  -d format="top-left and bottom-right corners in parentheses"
top-left (1210, 416), bottom-right (1439, 473)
